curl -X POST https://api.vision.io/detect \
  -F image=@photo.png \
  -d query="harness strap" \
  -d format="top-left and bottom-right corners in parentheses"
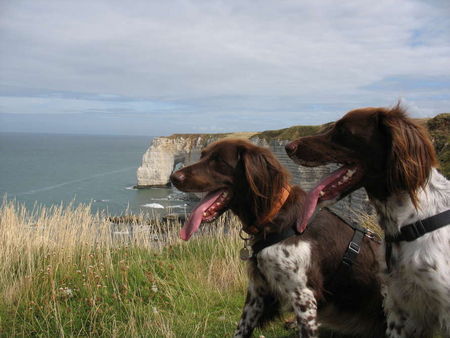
top-left (385, 241), bottom-right (393, 273)
top-left (385, 209), bottom-right (450, 243)
top-left (339, 228), bottom-right (365, 271)
top-left (251, 227), bottom-right (297, 258)
top-left (384, 209), bottom-right (449, 273)
top-left (251, 209), bottom-right (379, 264)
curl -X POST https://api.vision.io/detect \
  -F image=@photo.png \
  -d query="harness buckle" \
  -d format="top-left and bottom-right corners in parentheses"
top-left (364, 229), bottom-right (382, 243)
top-left (348, 241), bottom-right (360, 254)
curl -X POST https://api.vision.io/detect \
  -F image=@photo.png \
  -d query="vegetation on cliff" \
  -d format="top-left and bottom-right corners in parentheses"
top-left (254, 123), bottom-right (333, 142)
top-left (427, 113), bottom-right (450, 177)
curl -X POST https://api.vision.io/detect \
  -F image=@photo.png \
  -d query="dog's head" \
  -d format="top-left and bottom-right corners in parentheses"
top-left (285, 105), bottom-right (438, 227)
top-left (170, 138), bottom-right (289, 240)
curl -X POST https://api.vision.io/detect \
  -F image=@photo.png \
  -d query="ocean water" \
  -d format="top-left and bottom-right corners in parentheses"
top-left (0, 132), bottom-right (191, 217)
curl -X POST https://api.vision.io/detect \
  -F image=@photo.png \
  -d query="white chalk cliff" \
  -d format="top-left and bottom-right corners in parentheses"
top-left (136, 135), bottom-right (221, 187)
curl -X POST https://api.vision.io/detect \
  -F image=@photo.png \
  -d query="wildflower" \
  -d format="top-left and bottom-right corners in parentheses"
top-left (151, 283), bottom-right (158, 293)
top-left (59, 287), bottom-right (74, 298)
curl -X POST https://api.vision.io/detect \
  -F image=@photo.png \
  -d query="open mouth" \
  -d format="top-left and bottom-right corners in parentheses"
top-left (297, 164), bottom-right (363, 233)
top-left (180, 189), bottom-right (232, 241)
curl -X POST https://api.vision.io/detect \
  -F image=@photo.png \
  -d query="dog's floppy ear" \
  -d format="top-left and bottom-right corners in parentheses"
top-left (240, 145), bottom-right (290, 217)
top-left (379, 105), bottom-right (438, 208)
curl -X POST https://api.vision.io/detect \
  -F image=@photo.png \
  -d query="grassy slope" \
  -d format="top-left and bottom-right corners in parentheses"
top-left (0, 202), bottom-right (292, 337)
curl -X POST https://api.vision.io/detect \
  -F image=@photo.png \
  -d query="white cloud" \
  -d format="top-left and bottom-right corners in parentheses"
top-left (0, 0), bottom-right (449, 134)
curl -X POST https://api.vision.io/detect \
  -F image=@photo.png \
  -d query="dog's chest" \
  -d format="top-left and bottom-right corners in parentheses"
top-left (254, 240), bottom-right (312, 298)
top-left (385, 232), bottom-right (450, 317)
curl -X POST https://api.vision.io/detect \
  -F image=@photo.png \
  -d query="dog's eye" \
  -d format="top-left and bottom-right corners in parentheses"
top-left (332, 125), bottom-right (353, 145)
top-left (212, 156), bottom-right (234, 173)
top-left (219, 157), bottom-right (233, 168)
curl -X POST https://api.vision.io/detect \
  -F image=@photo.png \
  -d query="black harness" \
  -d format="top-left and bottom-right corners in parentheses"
top-left (384, 209), bottom-right (450, 243)
top-left (384, 209), bottom-right (450, 272)
top-left (250, 210), bottom-right (381, 271)
top-left (251, 227), bottom-right (297, 258)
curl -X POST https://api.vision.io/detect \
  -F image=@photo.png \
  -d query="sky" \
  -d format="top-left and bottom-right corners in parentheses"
top-left (0, 0), bottom-right (449, 136)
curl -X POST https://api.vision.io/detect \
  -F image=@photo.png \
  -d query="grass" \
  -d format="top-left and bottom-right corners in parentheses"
top-left (0, 200), bottom-right (294, 337)
top-left (427, 113), bottom-right (450, 178)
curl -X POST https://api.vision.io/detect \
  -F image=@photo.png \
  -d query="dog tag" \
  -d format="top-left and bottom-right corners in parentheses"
top-left (240, 247), bottom-right (251, 261)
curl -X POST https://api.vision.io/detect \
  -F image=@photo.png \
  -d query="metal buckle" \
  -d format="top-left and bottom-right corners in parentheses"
top-left (348, 241), bottom-right (360, 254)
top-left (364, 229), bottom-right (382, 244)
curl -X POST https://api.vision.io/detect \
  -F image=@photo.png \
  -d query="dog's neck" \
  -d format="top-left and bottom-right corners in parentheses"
top-left (258, 186), bottom-right (291, 224)
top-left (231, 185), bottom-right (296, 235)
top-left (371, 168), bottom-right (450, 237)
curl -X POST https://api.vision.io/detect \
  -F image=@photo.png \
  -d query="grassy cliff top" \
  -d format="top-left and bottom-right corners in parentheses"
top-left (167, 131), bottom-right (257, 140)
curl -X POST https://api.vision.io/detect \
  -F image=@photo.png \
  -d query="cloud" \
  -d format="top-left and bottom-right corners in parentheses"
top-left (0, 0), bottom-right (449, 135)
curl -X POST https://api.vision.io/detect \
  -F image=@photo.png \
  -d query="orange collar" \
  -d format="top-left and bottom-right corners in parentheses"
top-left (244, 186), bottom-right (292, 235)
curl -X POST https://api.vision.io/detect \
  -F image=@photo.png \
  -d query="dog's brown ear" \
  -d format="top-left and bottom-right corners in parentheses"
top-left (380, 105), bottom-right (438, 208)
top-left (241, 146), bottom-right (290, 216)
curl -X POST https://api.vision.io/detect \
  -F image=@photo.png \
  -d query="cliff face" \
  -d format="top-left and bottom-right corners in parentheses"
top-left (136, 135), bottom-right (221, 187)
top-left (249, 138), bottom-right (373, 217)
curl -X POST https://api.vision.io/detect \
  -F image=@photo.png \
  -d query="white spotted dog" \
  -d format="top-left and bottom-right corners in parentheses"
top-left (286, 106), bottom-right (450, 337)
top-left (171, 138), bottom-right (386, 338)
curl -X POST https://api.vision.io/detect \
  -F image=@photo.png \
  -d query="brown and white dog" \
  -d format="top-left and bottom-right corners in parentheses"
top-left (170, 138), bottom-right (385, 337)
top-left (285, 106), bottom-right (450, 337)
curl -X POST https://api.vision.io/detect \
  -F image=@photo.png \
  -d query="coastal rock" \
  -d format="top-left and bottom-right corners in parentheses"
top-left (136, 135), bottom-right (221, 187)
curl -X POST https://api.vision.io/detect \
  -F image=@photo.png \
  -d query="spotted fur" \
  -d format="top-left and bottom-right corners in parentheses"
top-left (286, 106), bottom-right (450, 337)
top-left (170, 139), bottom-right (386, 338)
top-left (374, 169), bottom-right (450, 337)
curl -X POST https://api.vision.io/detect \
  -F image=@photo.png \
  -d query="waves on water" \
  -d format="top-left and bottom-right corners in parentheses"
top-left (141, 203), bottom-right (165, 209)
top-left (16, 167), bottom-right (136, 196)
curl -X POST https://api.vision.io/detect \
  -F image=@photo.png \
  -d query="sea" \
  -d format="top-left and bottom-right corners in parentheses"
top-left (0, 132), bottom-right (192, 217)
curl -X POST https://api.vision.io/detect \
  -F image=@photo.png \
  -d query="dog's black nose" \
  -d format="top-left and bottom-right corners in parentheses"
top-left (285, 141), bottom-right (298, 156)
top-left (170, 171), bottom-right (185, 185)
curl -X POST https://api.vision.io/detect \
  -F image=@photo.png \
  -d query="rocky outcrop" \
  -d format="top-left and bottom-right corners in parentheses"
top-left (136, 135), bottom-right (222, 187)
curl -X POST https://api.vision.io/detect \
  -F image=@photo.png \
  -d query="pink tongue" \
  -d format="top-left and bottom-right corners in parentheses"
top-left (297, 166), bottom-right (350, 233)
top-left (180, 189), bottom-right (226, 241)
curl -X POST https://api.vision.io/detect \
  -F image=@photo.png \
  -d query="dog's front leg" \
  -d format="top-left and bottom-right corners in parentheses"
top-left (383, 287), bottom-right (431, 338)
top-left (291, 287), bottom-right (318, 338)
top-left (234, 285), bottom-right (266, 338)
